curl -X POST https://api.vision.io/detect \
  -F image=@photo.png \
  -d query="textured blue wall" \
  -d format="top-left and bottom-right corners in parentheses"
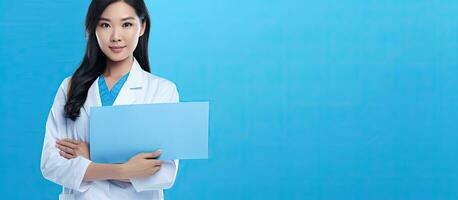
top-left (0, 1), bottom-right (457, 199)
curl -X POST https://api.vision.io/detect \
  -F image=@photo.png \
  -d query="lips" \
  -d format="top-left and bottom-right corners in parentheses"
top-left (109, 45), bottom-right (126, 53)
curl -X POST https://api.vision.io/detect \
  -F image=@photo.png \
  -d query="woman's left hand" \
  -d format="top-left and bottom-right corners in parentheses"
top-left (56, 138), bottom-right (90, 160)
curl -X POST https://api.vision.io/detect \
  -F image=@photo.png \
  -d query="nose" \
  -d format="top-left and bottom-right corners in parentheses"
top-left (110, 27), bottom-right (122, 43)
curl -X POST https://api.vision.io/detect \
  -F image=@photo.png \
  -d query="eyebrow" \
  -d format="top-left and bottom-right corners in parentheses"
top-left (99, 16), bottom-right (136, 22)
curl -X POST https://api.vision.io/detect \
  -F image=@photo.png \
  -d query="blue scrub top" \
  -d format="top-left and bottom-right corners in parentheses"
top-left (98, 72), bottom-right (130, 106)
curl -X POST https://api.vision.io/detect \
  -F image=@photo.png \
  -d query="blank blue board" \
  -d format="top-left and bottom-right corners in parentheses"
top-left (90, 102), bottom-right (209, 163)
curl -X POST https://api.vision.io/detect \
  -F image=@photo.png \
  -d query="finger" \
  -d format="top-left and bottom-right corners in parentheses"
top-left (149, 166), bottom-right (161, 175)
top-left (56, 144), bottom-right (75, 155)
top-left (59, 151), bottom-right (75, 159)
top-left (142, 150), bottom-right (161, 159)
top-left (57, 140), bottom-right (76, 148)
top-left (71, 139), bottom-right (82, 144)
top-left (154, 165), bottom-right (162, 173)
top-left (138, 152), bottom-right (151, 158)
top-left (57, 140), bottom-right (78, 149)
top-left (151, 150), bottom-right (161, 158)
top-left (61, 138), bottom-right (81, 145)
top-left (152, 160), bottom-right (163, 166)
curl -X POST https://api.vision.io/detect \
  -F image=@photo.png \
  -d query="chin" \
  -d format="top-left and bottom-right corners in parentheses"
top-left (106, 54), bottom-right (129, 62)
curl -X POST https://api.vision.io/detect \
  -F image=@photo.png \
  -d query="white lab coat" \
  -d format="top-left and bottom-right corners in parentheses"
top-left (40, 57), bottom-right (179, 200)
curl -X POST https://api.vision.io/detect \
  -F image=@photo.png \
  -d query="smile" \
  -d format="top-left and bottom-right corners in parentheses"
top-left (109, 46), bottom-right (126, 53)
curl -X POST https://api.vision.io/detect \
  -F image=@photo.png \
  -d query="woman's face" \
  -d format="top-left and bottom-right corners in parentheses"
top-left (95, 1), bottom-right (145, 62)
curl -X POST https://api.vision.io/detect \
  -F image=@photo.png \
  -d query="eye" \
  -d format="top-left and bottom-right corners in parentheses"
top-left (99, 23), bottom-right (110, 28)
top-left (122, 22), bottom-right (133, 28)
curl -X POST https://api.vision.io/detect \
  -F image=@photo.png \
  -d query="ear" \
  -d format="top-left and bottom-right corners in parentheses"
top-left (139, 21), bottom-right (146, 37)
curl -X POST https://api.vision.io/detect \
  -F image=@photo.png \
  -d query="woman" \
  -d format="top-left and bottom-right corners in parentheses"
top-left (40, 0), bottom-right (179, 199)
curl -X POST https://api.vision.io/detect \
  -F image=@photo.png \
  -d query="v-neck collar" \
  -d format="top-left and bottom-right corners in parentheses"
top-left (98, 72), bottom-right (130, 106)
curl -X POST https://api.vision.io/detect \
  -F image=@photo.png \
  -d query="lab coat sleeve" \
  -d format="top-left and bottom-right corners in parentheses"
top-left (40, 79), bottom-right (93, 192)
top-left (131, 80), bottom-right (180, 192)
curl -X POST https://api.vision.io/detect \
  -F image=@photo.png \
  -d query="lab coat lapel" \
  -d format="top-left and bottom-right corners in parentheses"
top-left (112, 57), bottom-right (145, 106)
top-left (82, 77), bottom-right (102, 116)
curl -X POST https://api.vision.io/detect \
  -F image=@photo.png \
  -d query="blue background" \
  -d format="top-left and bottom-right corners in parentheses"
top-left (1, 1), bottom-right (457, 199)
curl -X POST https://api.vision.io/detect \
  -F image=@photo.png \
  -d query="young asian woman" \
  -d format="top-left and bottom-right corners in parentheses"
top-left (40, 1), bottom-right (179, 199)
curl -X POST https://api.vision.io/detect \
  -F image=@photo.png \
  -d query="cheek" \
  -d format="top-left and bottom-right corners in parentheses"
top-left (126, 31), bottom-right (141, 50)
top-left (95, 30), bottom-right (109, 47)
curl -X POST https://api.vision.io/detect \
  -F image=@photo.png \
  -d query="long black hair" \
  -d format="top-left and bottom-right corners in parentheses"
top-left (65, 0), bottom-right (151, 121)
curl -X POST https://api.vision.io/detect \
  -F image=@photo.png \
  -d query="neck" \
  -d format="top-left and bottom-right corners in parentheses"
top-left (104, 55), bottom-right (133, 78)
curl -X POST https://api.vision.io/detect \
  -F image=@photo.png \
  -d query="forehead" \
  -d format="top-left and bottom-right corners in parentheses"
top-left (100, 1), bottom-right (138, 20)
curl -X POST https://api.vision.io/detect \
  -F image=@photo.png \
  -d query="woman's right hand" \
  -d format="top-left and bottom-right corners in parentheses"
top-left (120, 150), bottom-right (163, 179)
